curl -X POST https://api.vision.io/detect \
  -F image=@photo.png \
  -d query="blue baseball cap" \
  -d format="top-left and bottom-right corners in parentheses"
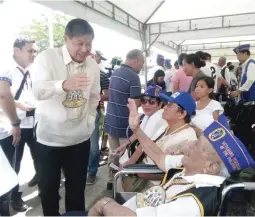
top-left (203, 114), bottom-right (255, 173)
top-left (164, 59), bottom-right (171, 66)
top-left (157, 54), bottom-right (164, 61)
top-left (158, 91), bottom-right (196, 116)
top-left (233, 44), bottom-right (250, 54)
top-left (142, 86), bottom-right (161, 98)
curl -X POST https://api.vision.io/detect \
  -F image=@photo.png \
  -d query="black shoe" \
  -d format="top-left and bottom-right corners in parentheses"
top-left (86, 175), bottom-right (97, 185)
top-left (107, 182), bottom-right (113, 190)
top-left (11, 198), bottom-right (28, 212)
top-left (28, 174), bottom-right (38, 187)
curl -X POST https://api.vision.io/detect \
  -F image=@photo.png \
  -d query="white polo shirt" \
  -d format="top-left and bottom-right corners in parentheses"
top-left (31, 45), bottom-right (101, 147)
top-left (0, 61), bottom-right (34, 140)
top-left (9, 62), bottom-right (34, 129)
top-left (0, 69), bottom-right (12, 140)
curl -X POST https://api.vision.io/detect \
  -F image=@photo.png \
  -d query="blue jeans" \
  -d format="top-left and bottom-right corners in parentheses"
top-left (88, 111), bottom-right (101, 176)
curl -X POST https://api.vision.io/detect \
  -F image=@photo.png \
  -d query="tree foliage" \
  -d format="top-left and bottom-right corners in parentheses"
top-left (19, 13), bottom-right (72, 53)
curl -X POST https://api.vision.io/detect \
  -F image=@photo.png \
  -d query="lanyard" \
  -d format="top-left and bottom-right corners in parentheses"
top-left (16, 67), bottom-right (32, 89)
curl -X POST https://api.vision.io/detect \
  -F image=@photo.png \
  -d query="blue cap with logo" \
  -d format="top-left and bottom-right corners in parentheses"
top-left (233, 44), bottom-right (250, 54)
top-left (158, 91), bottom-right (196, 116)
top-left (157, 54), bottom-right (164, 61)
top-left (143, 86), bottom-right (161, 98)
top-left (164, 59), bottom-right (171, 66)
top-left (203, 114), bottom-right (255, 173)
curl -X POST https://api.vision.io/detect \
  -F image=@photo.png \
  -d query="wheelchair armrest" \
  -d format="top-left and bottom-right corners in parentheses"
top-left (220, 182), bottom-right (255, 216)
top-left (243, 182), bottom-right (255, 190)
top-left (113, 164), bottom-right (164, 199)
top-left (121, 164), bottom-right (163, 174)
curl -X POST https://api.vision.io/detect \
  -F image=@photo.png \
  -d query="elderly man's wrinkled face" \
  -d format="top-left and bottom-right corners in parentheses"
top-left (134, 56), bottom-right (145, 73)
top-left (218, 57), bottom-right (226, 67)
top-left (182, 136), bottom-right (222, 175)
top-left (162, 102), bottom-right (186, 123)
top-left (65, 34), bottom-right (93, 63)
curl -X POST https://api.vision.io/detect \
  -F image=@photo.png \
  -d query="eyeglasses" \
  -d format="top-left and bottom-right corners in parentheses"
top-left (141, 98), bottom-right (158, 105)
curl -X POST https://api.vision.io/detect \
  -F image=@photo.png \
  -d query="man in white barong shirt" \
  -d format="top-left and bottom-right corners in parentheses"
top-left (31, 18), bottom-right (100, 216)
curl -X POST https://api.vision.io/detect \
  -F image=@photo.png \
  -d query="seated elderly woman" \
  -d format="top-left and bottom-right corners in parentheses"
top-left (113, 86), bottom-right (168, 192)
top-left (116, 86), bottom-right (168, 162)
top-left (117, 90), bottom-right (197, 191)
top-left (87, 109), bottom-right (255, 216)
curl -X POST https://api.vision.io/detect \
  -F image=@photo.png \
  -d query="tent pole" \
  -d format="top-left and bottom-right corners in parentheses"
top-left (141, 24), bottom-right (149, 90)
top-left (177, 45), bottom-right (182, 56)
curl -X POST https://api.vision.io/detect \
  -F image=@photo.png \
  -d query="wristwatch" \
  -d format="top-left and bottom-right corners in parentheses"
top-left (11, 118), bottom-right (21, 127)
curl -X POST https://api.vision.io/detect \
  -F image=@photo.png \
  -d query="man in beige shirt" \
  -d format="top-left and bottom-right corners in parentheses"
top-left (31, 18), bottom-right (100, 216)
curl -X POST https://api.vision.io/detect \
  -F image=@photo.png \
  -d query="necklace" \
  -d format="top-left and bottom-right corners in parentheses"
top-left (164, 124), bottom-right (188, 137)
top-left (157, 124), bottom-right (188, 150)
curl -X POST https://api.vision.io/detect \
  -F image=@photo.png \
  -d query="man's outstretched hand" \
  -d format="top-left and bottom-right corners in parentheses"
top-left (127, 98), bottom-right (140, 132)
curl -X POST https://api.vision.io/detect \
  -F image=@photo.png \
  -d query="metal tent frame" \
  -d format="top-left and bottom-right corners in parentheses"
top-left (35, 0), bottom-right (255, 82)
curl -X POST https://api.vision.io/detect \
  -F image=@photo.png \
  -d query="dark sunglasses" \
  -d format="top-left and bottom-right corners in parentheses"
top-left (141, 98), bottom-right (159, 105)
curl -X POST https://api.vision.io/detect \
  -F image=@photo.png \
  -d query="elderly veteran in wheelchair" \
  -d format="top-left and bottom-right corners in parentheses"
top-left (116, 90), bottom-right (197, 192)
top-left (86, 99), bottom-right (255, 216)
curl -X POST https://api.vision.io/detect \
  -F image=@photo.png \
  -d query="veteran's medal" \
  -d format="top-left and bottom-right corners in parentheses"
top-left (136, 186), bottom-right (166, 208)
top-left (63, 90), bottom-right (86, 108)
top-left (136, 171), bottom-right (195, 208)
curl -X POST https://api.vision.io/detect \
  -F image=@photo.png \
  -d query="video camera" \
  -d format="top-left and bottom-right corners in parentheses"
top-left (105, 57), bottom-right (123, 77)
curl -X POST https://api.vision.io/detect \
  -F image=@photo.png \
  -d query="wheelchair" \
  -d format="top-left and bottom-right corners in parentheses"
top-left (113, 164), bottom-right (255, 216)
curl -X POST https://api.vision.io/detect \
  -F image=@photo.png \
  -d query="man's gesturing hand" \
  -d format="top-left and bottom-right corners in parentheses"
top-left (62, 73), bottom-right (89, 91)
top-left (127, 98), bottom-right (140, 132)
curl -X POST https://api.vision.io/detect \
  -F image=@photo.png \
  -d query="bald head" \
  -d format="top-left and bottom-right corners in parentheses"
top-left (126, 49), bottom-right (144, 60)
top-left (125, 49), bottom-right (145, 73)
top-left (218, 57), bottom-right (226, 67)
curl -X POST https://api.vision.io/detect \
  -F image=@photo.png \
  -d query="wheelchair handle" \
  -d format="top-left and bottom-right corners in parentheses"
top-left (222, 183), bottom-right (245, 201)
top-left (243, 182), bottom-right (255, 190)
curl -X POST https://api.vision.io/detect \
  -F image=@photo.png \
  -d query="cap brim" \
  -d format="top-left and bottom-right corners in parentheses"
top-left (159, 91), bottom-right (175, 103)
top-left (101, 56), bottom-right (107, 61)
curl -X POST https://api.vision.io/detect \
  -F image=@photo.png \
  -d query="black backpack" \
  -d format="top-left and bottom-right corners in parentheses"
top-left (127, 128), bottom-right (167, 163)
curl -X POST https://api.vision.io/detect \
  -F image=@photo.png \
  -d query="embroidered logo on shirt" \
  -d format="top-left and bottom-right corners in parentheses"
top-left (62, 90), bottom-right (86, 108)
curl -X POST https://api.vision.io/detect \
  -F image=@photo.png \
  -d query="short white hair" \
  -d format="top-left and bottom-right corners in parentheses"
top-left (201, 135), bottom-right (231, 178)
top-left (219, 163), bottom-right (231, 178)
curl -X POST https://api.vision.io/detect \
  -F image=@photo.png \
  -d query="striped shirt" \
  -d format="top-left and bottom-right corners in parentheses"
top-left (97, 70), bottom-right (109, 110)
top-left (104, 64), bottom-right (141, 138)
top-left (100, 70), bottom-right (109, 93)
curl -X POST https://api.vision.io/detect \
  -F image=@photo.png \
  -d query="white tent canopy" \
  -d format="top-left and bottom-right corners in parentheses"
top-left (36, 0), bottom-right (255, 62)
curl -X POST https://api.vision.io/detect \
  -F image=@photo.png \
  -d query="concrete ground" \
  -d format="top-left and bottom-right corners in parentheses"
top-left (12, 146), bottom-right (111, 217)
